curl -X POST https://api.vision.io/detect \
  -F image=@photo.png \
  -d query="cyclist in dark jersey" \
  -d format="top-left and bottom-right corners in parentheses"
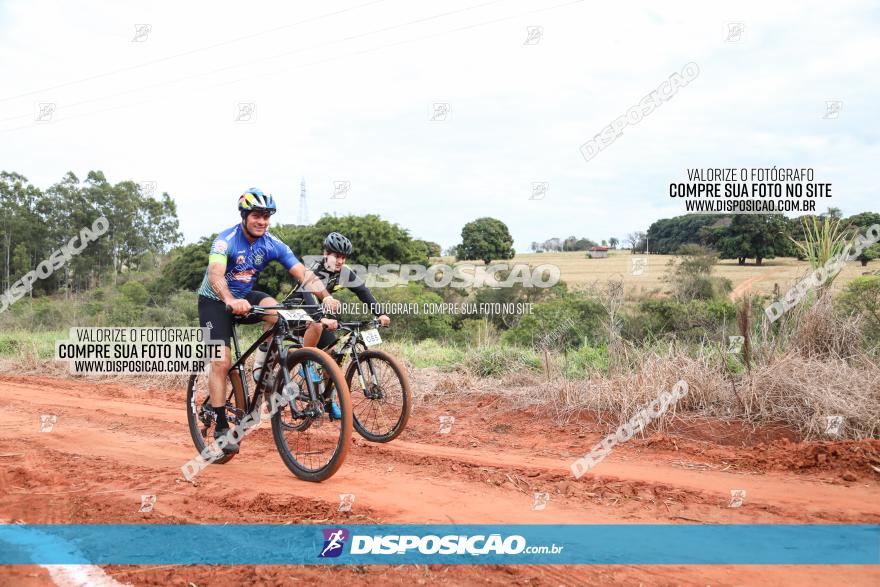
top-left (198, 188), bottom-right (340, 453)
top-left (290, 232), bottom-right (391, 351)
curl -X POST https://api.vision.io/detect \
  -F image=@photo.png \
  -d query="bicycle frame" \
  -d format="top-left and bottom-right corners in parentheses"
top-left (222, 303), bottom-right (324, 419)
top-left (333, 319), bottom-right (384, 396)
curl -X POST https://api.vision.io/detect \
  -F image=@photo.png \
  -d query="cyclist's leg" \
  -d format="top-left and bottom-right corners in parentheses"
top-left (246, 290), bottom-right (278, 380)
top-left (303, 321), bottom-right (323, 347)
top-left (317, 328), bottom-right (337, 351)
top-left (246, 290), bottom-right (278, 329)
top-left (198, 296), bottom-right (237, 451)
top-left (298, 291), bottom-right (324, 347)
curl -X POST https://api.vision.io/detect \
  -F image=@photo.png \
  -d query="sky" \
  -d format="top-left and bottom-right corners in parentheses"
top-left (1, 0), bottom-right (878, 251)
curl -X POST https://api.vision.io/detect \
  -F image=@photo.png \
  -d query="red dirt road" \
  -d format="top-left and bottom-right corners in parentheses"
top-left (1, 374), bottom-right (878, 586)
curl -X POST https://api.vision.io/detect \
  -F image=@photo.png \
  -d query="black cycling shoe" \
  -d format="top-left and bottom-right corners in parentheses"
top-left (213, 426), bottom-right (240, 454)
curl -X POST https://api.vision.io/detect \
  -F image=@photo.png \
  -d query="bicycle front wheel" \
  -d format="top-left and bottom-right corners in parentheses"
top-left (270, 347), bottom-right (352, 482)
top-left (346, 349), bottom-right (411, 443)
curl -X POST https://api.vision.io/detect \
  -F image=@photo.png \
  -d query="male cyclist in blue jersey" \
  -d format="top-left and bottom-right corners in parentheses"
top-left (197, 188), bottom-right (340, 454)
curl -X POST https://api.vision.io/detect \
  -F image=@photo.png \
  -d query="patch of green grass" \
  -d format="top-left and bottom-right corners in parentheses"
top-left (386, 339), bottom-right (466, 370)
top-left (561, 345), bottom-right (610, 378)
top-left (0, 330), bottom-right (65, 360)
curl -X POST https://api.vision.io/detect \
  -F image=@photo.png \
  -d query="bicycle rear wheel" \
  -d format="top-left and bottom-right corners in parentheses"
top-left (346, 349), bottom-right (411, 443)
top-left (186, 366), bottom-right (242, 465)
top-left (270, 347), bottom-right (352, 482)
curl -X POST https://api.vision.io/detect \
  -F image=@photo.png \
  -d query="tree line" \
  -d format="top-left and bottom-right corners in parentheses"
top-left (641, 209), bottom-right (880, 264)
top-left (0, 171), bottom-right (181, 297)
top-left (529, 236), bottom-right (620, 253)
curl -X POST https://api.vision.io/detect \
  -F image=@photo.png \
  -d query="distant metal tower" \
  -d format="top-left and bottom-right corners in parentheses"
top-left (298, 177), bottom-right (309, 225)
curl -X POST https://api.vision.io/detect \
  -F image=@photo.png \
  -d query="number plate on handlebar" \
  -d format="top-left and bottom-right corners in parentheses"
top-left (277, 309), bottom-right (314, 322)
top-left (361, 329), bottom-right (382, 346)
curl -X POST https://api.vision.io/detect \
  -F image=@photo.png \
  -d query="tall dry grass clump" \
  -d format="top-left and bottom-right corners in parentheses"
top-left (786, 294), bottom-right (864, 360)
top-left (419, 291), bottom-right (880, 439)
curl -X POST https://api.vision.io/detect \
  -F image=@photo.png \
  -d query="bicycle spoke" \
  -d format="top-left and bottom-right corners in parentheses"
top-left (350, 356), bottom-right (405, 438)
top-left (274, 357), bottom-right (346, 475)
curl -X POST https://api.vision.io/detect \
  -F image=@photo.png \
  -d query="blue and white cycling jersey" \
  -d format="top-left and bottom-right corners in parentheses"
top-left (197, 224), bottom-right (299, 300)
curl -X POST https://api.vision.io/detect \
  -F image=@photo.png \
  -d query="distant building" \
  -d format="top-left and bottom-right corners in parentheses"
top-left (589, 245), bottom-right (609, 259)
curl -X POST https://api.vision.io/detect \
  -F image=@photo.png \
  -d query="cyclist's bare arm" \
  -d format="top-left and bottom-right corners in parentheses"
top-left (207, 261), bottom-right (250, 315)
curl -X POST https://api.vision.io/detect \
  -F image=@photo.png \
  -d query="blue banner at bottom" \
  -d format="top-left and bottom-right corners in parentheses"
top-left (0, 524), bottom-right (877, 565)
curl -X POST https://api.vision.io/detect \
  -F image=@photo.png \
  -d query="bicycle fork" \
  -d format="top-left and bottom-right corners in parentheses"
top-left (353, 358), bottom-right (382, 399)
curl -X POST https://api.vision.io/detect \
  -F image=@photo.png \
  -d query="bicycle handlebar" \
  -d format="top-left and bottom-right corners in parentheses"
top-left (225, 302), bottom-right (333, 318)
top-left (225, 302), bottom-right (386, 329)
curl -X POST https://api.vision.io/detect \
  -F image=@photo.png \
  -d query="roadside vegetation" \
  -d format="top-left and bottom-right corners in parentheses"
top-left (1, 171), bottom-right (878, 439)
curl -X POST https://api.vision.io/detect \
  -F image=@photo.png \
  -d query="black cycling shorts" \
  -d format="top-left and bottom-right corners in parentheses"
top-left (317, 327), bottom-right (337, 350)
top-left (198, 290), bottom-right (271, 347)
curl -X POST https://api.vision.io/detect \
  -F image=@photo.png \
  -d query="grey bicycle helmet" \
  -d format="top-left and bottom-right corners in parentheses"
top-left (323, 232), bottom-right (353, 255)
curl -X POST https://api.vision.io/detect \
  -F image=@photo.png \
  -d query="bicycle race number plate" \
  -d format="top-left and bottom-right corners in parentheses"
top-left (361, 329), bottom-right (382, 346)
top-left (277, 309), bottom-right (313, 322)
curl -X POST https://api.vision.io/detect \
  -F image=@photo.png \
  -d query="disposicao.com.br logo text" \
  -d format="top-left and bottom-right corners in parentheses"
top-left (318, 528), bottom-right (564, 557)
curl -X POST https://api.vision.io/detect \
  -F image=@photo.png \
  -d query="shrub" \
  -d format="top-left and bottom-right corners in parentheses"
top-left (664, 245), bottom-right (728, 301)
top-left (628, 298), bottom-right (736, 341)
top-left (118, 281), bottom-right (150, 305)
top-left (462, 345), bottom-right (541, 377)
top-left (562, 345), bottom-right (610, 378)
top-left (108, 298), bottom-right (142, 326)
top-left (838, 276), bottom-right (880, 343)
top-left (501, 295), bottom-right (604, 349)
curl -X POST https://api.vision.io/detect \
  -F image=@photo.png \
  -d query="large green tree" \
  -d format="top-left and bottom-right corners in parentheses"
top-left (645, 214), bottom-right (728, 254)
top-left (707, 214), bottom-right (790, 265)
top-left (456, 217), bottom-right (515, 264)
top-left (284, 214), bottom-right (428, 266)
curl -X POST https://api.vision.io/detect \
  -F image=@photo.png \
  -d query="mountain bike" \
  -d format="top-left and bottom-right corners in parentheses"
top-left (185, 303), bottom-right (352, 482)
top-left (324, 318), bottom-right (411, 443)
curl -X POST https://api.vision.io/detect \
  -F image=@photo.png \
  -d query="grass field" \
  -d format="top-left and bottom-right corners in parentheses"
top-left (439, 251), bottom-right (878, 299)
